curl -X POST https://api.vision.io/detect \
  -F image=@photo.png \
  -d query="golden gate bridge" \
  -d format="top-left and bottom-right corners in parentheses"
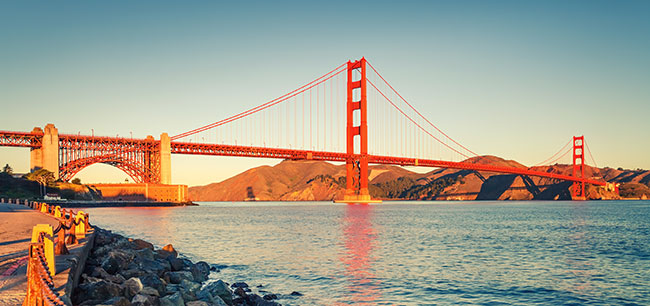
top-left (0, 58), bottom-right (612, 201)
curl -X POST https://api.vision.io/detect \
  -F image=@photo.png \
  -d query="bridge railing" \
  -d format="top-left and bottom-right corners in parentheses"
top-left (2, 198), bottom-right (91, 306)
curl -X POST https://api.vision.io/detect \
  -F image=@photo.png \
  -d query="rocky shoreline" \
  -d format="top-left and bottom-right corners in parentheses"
top-left (74, 227), bottom-right (283, 306)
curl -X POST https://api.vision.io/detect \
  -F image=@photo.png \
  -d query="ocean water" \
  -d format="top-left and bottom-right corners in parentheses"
top-left (84, 201), bottom-right (650, 305)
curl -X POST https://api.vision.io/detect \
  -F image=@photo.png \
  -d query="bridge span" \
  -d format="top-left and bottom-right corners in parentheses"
top-left (0, 58), bottom-right (613, 201)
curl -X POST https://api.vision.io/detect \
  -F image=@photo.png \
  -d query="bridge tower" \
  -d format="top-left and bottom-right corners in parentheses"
top-left (342, 58), bottom-right (378, 203)
top-left (572, 135), bottom-right (586, 200)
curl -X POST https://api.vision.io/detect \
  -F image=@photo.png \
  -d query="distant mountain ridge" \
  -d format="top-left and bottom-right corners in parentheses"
top-left (188, 157), bottom-right (650, 201)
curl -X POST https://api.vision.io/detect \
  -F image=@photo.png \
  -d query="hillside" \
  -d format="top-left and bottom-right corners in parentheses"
top-left (188, 157), bottom-right (650, 201)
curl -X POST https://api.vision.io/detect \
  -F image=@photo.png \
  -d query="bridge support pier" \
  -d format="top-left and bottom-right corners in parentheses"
top-left (30, 124), bottom-right (59, 179)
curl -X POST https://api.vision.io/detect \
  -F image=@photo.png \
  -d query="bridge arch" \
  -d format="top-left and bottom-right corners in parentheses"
top-left (59, 155), bottom-right (150, 183)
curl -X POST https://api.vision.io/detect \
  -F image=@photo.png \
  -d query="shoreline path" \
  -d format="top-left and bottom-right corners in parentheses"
top-left (0, 202), bottom-right (59, 305)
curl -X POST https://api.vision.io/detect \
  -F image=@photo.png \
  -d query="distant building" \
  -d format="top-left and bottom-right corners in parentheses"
top-left (44, 193), bottom-right (62, 200)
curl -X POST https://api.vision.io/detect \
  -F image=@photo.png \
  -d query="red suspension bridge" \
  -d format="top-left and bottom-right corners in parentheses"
top-left (0, 58), bottom-right (613, 201)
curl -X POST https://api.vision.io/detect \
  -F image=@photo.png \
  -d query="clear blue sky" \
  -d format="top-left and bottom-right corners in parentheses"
top-left (1, 1), bottom-right (649, 186)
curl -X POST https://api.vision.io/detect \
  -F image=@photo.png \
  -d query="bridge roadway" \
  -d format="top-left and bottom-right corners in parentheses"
top-left (172, 141), bottom-right (607, 186)
top-left (0, 130), bottom-right (606, 187)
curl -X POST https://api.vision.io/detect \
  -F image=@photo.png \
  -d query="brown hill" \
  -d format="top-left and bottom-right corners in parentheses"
top-left (188, 157), bottom-right (650, 201)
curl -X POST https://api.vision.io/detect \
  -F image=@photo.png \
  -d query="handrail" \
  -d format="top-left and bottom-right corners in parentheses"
top-left (8, 198), bottom-right (93, 306)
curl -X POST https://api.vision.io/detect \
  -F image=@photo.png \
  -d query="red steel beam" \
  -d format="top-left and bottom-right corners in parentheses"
top-left (0, 131), bottom-right (43, 147)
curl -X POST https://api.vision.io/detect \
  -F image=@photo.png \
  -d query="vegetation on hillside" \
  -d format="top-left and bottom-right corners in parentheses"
top-left (619, 183), bottom-right (650, 199)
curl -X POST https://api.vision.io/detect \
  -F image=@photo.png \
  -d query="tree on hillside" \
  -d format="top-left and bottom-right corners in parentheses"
top-left (71, 178), bottom-right (82, 185)
top-left (24, 169), bottom-right (55, 197)
top-left (2, 164), bottom-right (13, 174)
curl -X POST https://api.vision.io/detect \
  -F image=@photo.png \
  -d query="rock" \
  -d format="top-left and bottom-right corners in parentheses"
top-left (169, 258), bottom-right (186, 271)
top-left (102, 250), bottom-right (133, 274)
top-left (249, 294), bottom-right (280, 306)
top-left (180, 259), bottom-right (194, 270)
top-left (102, 296), bottom-right (132, 306)
top-left (123, 277), bottom-right (143, 300)
top-left (234, 287), bottom-right (247, 298)
top-left (131, 294), bottom-right (159, 306)
top-left (139, 274), bottom-right (165, 296)
top-left (160, 292), bottom-right (185, 306)
top-left (180, 279), bottom-right (201, 295)
top-left (202, 280), bottom-right (232, 305)
top-left (190, 262), bottom-right (210, 282)
top-left (263, 294), bottom-right (277, 300)
top-left (75, 280), bottom-right (122, 303)
top-left (195, 289), bottom-right (215, 304)
top-left (135, 248), bottom-right (155, 261)
top-left (166, 284), bottom-right (181, 295)
top-left (108, 273), bottom-right (127, 285)
top-left (230, 282), bottom-right (248, 289)
top-left (211, 296), bottom-right (228, 306)
top-left (165, 271), bottom-right (194, 284)
top-left (290, 291), bottom-right (303, 296)
top-left (132, 239), bottom-right (154, 250)
top-left (139, 259), bottom-right (168, 277)
top-left (95, 230), bottom-right (115, 246)
top-left (121, 268), bottom-right (146, 279)
top-left (141, 286), bottom-right (160, 297)
top-left (185, 301), bottom-right (209, 306)
top-left (162, 244), bottom-right (178, 258)
top-left (94, 266), bottom-right (126, 284)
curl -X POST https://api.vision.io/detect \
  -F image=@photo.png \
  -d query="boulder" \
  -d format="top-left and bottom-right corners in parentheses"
top-left (120, 268), bottom-right (146, 279)
top-left (131, 294), bottom-right (159, 306)
top-left (160, 292), bottom-right (185, 306)
top-left (139, 274), bottom-right (165, 296)
top-left (248, 294), bottom-right (280, 306)
top-left (141, 286), bottom-right (160, 297)
top-left (75, 280), bottom-right (122, 303)
top-left (101, 296), bottom-right (132, 306)
top-left (195, 289), bottom-right (215, 304)
top-left (230, 282), bottom-right (248, 289)
top-left (202, 280), bottom-right (232, 305)
top-left (135, 248), bottom-right (155, 261)
top-left (263, 294), bottom-right (277, 300)
top-left (165, 271), bottom-right (194, 284)
top-left (123, 277), bottom-right (143, 300)
top-left (165, 284), bottom-right (181, 295)
top-left (132, 239), bottom-right (154, 250)
top-left (185, 301), bottom-right (209, 306)
top-left (95, 230), bottom-right (115, 246)
top-left (290, 291), bottom-right (303, 296)
top-left (211, 296), bottom-right (228, 306)
top-left (162, 244), bottom-right (178, 258)
top-left (180, 279), bottom-right (201, 295)
top-left (139, 259), bottom-right (168, 277)
top-left (190, 262), bottom-right (210, 282)
top-left (102, 250), bottom-right (134, 274)
top-left (168, 258), bottom-right (186, 271)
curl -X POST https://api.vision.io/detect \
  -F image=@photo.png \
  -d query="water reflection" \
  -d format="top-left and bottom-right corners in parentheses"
top-left (338, 204), bottom-right (381, 305)
top-left (566, 203), bottom-right (594, 295)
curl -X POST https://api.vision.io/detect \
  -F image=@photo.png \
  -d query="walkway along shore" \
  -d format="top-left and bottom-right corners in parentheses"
top-left (0, 198), bottom-right (285, 306)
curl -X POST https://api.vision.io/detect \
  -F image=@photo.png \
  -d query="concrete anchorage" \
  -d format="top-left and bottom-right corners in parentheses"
top-left (30, 124), bottom-right (59, 179)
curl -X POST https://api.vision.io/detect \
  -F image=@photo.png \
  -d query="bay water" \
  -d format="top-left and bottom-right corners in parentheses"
top-left (84, 201), bottom-right (649, 305)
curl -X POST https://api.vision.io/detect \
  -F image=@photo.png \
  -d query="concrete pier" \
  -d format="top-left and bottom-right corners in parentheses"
top-left (160, 132), bottom-right (171, 185)
top-left (29, 124), bottom-right (59, 179)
